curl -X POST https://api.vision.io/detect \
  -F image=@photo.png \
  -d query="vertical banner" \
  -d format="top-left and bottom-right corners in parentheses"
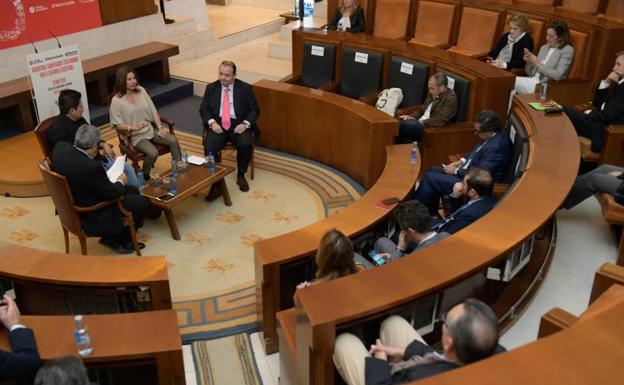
top-left (27, 44), bottom-right (90, 123)
top-left (1, 0), bottom-right (102, 50)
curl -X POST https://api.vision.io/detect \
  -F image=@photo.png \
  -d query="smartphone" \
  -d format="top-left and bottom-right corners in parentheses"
top-left (369, 250), bottom-right (387, 266)
top-left (382, 197), bottom-right (400, 205)
top-left (156, 193), bottom-right (175, 201)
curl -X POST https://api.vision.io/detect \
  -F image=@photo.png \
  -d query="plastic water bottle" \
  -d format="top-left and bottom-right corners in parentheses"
top-left (182, 151), bottom-right (189, 165)
top-left (539, 77), bottom-right (549, 103)
top-left (206, 153), bottom-right (216, 173)
top-left (303, 0), bottom-right (314, 17)
top-left (169, 172), bottom-right (178, 195)
top-left (410, 142), bottom-right (418, 166)
top-left (136, 170), bottom-right (145, 188)
top-left (74, 315), bottom-right (93, 357)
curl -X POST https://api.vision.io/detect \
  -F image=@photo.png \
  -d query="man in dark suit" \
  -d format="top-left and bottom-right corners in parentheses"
top-left (414, 110), bottom-right (510, 215)
top-left (563, 51), bottom-right (624, 153)
top-left (432, 167), bottom-right (497, 234)
top-left (52, 124), bottom-right (158, 254)
top-left (200, 61), bottom-right (260, 192)
top-left (0, 295), bottom-right (40, 381)
top-left (397, 72), bottom-right (458, 144)
top-left (334, 299), bottom-right (500, 385)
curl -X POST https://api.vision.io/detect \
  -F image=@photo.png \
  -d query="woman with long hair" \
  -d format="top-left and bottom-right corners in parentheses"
top-left (327, 0), bottom-right (365, 33)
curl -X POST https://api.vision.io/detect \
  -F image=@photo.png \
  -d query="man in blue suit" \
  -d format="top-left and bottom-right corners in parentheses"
top-left (433, 167), bottom-right (497, 234)
top-left (0, 295), bottom-right (40, 381)
top-left (414, 110), bottom-right (510, 215)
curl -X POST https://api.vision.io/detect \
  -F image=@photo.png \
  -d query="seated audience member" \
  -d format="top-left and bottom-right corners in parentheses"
top-left (515, 21), bottom-right (574, 94)
top-left (34, 356), bottom-right (88, 385)
top-left (334, 299), bottom-right (500, 385)
top-left (327, 0), bottom-right (365, 33)
top-left (200, 61), bottom-right (260, 193)
top-left (562, 164), bottom-right (624, 209)
top-left (397, 73), bottom-right (458, 143)
top-left (487, 15), bottom-right (534, 70)
top-left (109, 67), bottom-right (182, 178)
top-left (0, 295), bottom-right (41, 381)
top-left (373, 200), bottom-right (450, 264)
top-left (414, 110), bottom-right (511, 215)
top-left (297, 229), bottom-right (358, 289)
top-left (52, 125), bottom-right (159, 254)
top-left (48, 89), bottom-right (139, 187)
top-left (432, 167), bottom-right (497, 234)
top-left (563, 51), bottom-right (624, 153)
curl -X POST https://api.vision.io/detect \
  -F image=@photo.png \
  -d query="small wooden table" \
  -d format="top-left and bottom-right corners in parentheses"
top-left (141, 164), bottom-right (234, 240)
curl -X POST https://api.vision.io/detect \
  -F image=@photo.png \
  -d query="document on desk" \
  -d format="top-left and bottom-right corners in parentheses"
top-left (187, 155), bottom-right (207, 165)
top-left (106, 155), bottom-right (126, 183)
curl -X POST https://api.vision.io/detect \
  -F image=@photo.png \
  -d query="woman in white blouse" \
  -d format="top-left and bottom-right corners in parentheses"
top-left (109, 67), bottom-right (181, 177)
top-left (515, 20), bottom-right (575, 94)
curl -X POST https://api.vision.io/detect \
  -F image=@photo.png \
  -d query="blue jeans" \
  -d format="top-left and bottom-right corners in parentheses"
top-left (102, 157), bottom-right (140, 188)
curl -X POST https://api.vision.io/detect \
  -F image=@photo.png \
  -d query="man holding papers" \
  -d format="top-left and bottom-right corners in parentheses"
top-left (52, 125), bottom-right (159, 254)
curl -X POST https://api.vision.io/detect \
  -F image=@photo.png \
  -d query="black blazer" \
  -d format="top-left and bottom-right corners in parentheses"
top-left (589, 81), bottom-right (624, 127)
top-left (0, 327), bottom-right (41, 381)
top-left (327, 6), bottom-right (365, 33)
top-left (52, 142), bottom-right (126, 237)
top-left (199, 78), bottom-right (260, 137)
top-left (47, 115), bottom-right (88, 153)
top-left (488, 32), bottom-right (534, 70)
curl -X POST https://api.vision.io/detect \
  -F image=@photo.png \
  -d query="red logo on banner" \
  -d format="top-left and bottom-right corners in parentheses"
top-left (0, 0), bottom-right (102, 50)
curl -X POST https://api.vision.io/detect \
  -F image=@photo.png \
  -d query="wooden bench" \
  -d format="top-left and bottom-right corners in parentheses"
top-left (0, 241), bottom-right (172, 315)
top-left (0, 41), bottom-right (179, 132)
top-left (0, 310), bottom-right (185, 385)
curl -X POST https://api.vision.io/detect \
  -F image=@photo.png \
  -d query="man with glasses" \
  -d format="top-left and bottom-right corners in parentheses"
top-left (333, 299), bottom-right (501, 385)
top-left (414, 110), bottom-right (510, 216)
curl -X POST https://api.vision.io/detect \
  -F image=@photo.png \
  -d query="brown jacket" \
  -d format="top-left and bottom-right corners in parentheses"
top-left (412, 88), bottom-right (458, 128)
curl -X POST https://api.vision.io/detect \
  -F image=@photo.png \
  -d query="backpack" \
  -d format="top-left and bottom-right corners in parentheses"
top-left (376, 88), bottom-right (403, 116)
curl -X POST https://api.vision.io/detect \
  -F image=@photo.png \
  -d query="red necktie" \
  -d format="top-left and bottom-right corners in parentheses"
top-left (222, 87), bottom-right (231, 130)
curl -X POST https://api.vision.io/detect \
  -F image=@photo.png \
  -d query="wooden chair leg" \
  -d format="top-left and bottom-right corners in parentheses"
top-left (251, 145), bottom-right (255, 180)
top-left (79, 236), bottom-right (87, 255)
top-left (618, 231), bottom-right (624, 266)
top-left (63, 228), bottom-right (70, 254)
top-left (129, 225), bottom-right (142, 257)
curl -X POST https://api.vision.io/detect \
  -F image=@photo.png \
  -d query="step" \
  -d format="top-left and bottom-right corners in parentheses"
top-left (268, 40), bottom-right (292, 60)
top-left (163, 15), bottom-right (199, 37)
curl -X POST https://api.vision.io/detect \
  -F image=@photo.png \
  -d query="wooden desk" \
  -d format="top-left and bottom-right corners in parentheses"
top-left (287, 94), bottom-right (580, 385)
top-left (0, 242), bottom-right (172, 315)
top-left (252, 80), bottom-right (419, 354)
top-left (0, 310), bottom-right (185, 385)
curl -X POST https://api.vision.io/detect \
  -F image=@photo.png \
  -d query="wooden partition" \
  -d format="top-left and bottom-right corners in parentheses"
top-left (98, 0), bottom-right (159, 25)
top-left (0, 310), bottom-right (185, 385)
top-left (0, 242), bottom-right (172, 315)
top-left (283, 94), bottom-right (579, 385)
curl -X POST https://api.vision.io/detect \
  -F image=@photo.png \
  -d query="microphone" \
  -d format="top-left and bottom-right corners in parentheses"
top-left (48, 30), bottom-right (61, 48)
top-left (28, 36), bottom-right (38, 54)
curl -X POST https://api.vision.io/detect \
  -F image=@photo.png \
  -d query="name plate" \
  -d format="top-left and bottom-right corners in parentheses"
top-left (400, 62), bottom-right (414, 75)
top-left (311, 45), bottom-right (325, 57)
top-left (354, 52), bottom-right (368, 64)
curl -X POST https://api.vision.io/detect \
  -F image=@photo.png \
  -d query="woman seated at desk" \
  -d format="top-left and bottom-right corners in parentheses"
top-left (327, 0), bottom-right (365, 33)
top-left (515, 20), bottom-right (574, 94)
top-left (109, 67), bottom-right (182, 178)
top-left (487, 15), bottom-right (534, 70)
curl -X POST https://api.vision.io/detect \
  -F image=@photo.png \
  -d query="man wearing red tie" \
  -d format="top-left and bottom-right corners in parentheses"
top-left (200, 61), bottom-right (260, 192)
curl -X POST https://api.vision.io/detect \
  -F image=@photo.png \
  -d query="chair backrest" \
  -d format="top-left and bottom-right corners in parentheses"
top-left (410, 0), bottom-right (458, 46)
top-left (301, 41), bottom-right (337, 88)
top-left (505, 14), bottom-right (547, 49)
top-left (339, 46), bottom-right (385, 99)
top-left (436, 68), bottom-right (470, 122)
top-left (604, 0), bottom-right (624, 22)
top-left (387, 56), bottom-right (430, 108)
top-left (372, 0), bottom-right (411, 39)
top-left (34, 116), bottom-right (57, 160)
top-left (503, 113), bottom-right (529, 184)
top-left (560, 0), bottom-right (602, 14)
top-left (454, 6), bottom-right (502, 54)
top-left (518, 0), bottom-right (555, 4)
top-left (568, 29), bottom-right (590, 79)
top-left (38, 159), bottom-right (83, 236)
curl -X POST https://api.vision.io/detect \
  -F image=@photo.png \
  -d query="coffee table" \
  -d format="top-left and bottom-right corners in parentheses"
top-left (140, 164), bottom-right (234, 240)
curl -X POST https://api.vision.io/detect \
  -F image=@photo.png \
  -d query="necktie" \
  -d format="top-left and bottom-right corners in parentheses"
top-left (222, 87), bottom-right (231, 130)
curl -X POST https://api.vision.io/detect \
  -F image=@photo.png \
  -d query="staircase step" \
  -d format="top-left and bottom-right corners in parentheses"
top-left (268, 40), bottom-right (292, 60)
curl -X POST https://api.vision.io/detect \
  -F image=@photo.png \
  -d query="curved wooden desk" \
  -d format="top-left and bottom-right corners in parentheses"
top-left (0, 242), bottom-right (171, 314)
top-left (287, 94), bottom-right (580, 385)
top-left (253, 80), bottom-right (419, 353)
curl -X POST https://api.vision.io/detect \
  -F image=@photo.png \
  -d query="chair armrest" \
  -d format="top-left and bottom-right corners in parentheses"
top-left (114, 127), bottom-right (135, 151)
top-left (434, 42), bottom-right (452, 50)
top-left (471, 52), bottom-right (489, 59)
top-left (537, 307), bottom-right (577, 338)
top-left (395, 105), bottom-right (419, 116)
top-left (320, 80), bottom-right (339, 92)
top-left (74, 198), bottom-right (120, 213)
top-left (358, 91), bottom-right (379, 105)
top-left (509, 68), bottom-right (527, 76)
top-left (599, 124), bottom-right (624, 165)
top-left (159, 115), bottom-right (176, 133)
top-left (281, 74), bottom-right (301, 83)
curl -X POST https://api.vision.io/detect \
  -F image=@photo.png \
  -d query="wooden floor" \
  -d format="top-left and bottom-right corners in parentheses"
top-left (0, 132), bottom-right (47, 197)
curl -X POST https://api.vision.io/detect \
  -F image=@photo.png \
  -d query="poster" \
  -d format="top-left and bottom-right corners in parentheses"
top-left (27, 44), bottom-right (90, 122)
top-left (0, 0), bottom-right (102, 50)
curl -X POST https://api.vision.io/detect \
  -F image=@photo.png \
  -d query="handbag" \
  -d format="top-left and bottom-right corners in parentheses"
top-left (376, 88), bottom-right (403, 116)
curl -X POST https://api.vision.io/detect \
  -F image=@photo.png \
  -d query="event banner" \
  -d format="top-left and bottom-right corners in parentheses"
top-left (27, 44), bottom-right (90, 123)
top-left (0, 0), bottom-right (102, 50)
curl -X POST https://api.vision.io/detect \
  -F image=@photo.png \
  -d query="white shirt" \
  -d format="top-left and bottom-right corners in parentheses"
top-left (338, 16), bottom-right (351, 31)
top-left (419, 102), bottom-right (433, 122)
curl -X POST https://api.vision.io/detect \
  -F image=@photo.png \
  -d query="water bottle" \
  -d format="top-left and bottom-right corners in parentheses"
top-left (539, 77), bottom-right (549, 104)
top-left (74, 315), bottom-right (93, 357)
top-left (206, 152), bottom-right (216, 173)
top-left (171, 158), bottom-right (177, 173)
top-left (303, 0), bottom-right (314, 17)
top-left (182, 151), bottom-right (189, 165)
top-left (136, 170), bottom-right (145, 188)
top-left (410, 142), bottom-right (418, 166)
top-left (169, 172), bottom-right (178, 195)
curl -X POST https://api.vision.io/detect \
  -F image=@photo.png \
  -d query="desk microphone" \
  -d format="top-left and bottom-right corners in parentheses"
top-left (48, 30), bottom-right (62, 48)
top-left (28, 36), bottom-right (38, 53)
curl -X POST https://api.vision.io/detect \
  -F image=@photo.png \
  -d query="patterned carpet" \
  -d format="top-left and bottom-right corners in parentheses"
top-left (0, 129), bottom-right (363, 340)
